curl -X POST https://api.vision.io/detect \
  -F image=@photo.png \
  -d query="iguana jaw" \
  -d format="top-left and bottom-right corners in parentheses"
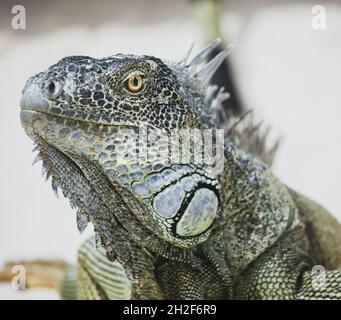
top-left (20, 108), bottom-right (139, 130)
top-left (20, 108), bottom-right (219, 249)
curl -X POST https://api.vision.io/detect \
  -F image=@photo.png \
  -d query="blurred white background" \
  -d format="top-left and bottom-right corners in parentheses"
top-left (0, 0), bottom-right (340, 298)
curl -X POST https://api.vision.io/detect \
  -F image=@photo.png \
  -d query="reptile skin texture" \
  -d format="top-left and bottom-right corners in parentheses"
top-left (20, 40), bottom-right (341, 299)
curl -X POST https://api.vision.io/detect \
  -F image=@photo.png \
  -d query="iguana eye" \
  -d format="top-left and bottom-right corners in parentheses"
top-left (125, 75), bottom-right (145, 93)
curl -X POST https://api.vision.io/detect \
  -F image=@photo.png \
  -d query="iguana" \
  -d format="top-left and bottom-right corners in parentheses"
top-left (19, 39), bottom-right (341, 299)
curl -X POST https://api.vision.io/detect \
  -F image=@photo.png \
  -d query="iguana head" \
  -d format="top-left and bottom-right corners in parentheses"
top-left (20, 39), bottom-right (229, 249)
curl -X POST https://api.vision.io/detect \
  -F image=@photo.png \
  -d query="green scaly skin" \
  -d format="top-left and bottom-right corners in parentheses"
top-left (20, 40), bottom-right (341, 299)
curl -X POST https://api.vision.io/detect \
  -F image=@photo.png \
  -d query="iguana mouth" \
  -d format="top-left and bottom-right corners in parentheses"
top-left (20, 108), bottom-right (139, 129)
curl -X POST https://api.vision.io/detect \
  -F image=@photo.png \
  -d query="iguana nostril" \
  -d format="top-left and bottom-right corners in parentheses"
top-left (46, 80), bottom-right (61, 98)
top-left (48, 81), bottom-right (56, 94)
top-left (20, 81), bottom-right (48, 112)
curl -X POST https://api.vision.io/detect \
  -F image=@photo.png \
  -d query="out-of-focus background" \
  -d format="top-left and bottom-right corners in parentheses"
top-left (0, 0), bottom-right (340, 299)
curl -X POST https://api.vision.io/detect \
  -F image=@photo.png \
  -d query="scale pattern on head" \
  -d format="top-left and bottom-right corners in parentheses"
top-left (20, 39), bottom-right (235, 249)
top-left (25, 54), bottom-right (192, 130)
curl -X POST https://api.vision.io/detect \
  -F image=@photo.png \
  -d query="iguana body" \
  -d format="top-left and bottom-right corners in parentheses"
top-left (19, 40), bottom-right (341, 299)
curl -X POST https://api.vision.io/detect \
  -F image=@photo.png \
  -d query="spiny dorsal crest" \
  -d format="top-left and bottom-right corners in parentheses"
top-left (181, 39), bottom-right (279, 166)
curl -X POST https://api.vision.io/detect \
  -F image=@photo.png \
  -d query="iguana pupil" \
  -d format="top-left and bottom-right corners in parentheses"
top-left (126, 75), bottom-right (144, 92)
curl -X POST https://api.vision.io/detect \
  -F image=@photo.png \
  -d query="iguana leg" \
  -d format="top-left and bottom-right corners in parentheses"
top-left (60, 236), bottom-right (132, 300)
top-left (59, 266), bottom-right (78, 300)
top-left (76, 260), bottom-right (108, 300)
top-left (77, 236), bottom-right (132, 300)
top-left (233, 240), bottom-right (341, 300)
